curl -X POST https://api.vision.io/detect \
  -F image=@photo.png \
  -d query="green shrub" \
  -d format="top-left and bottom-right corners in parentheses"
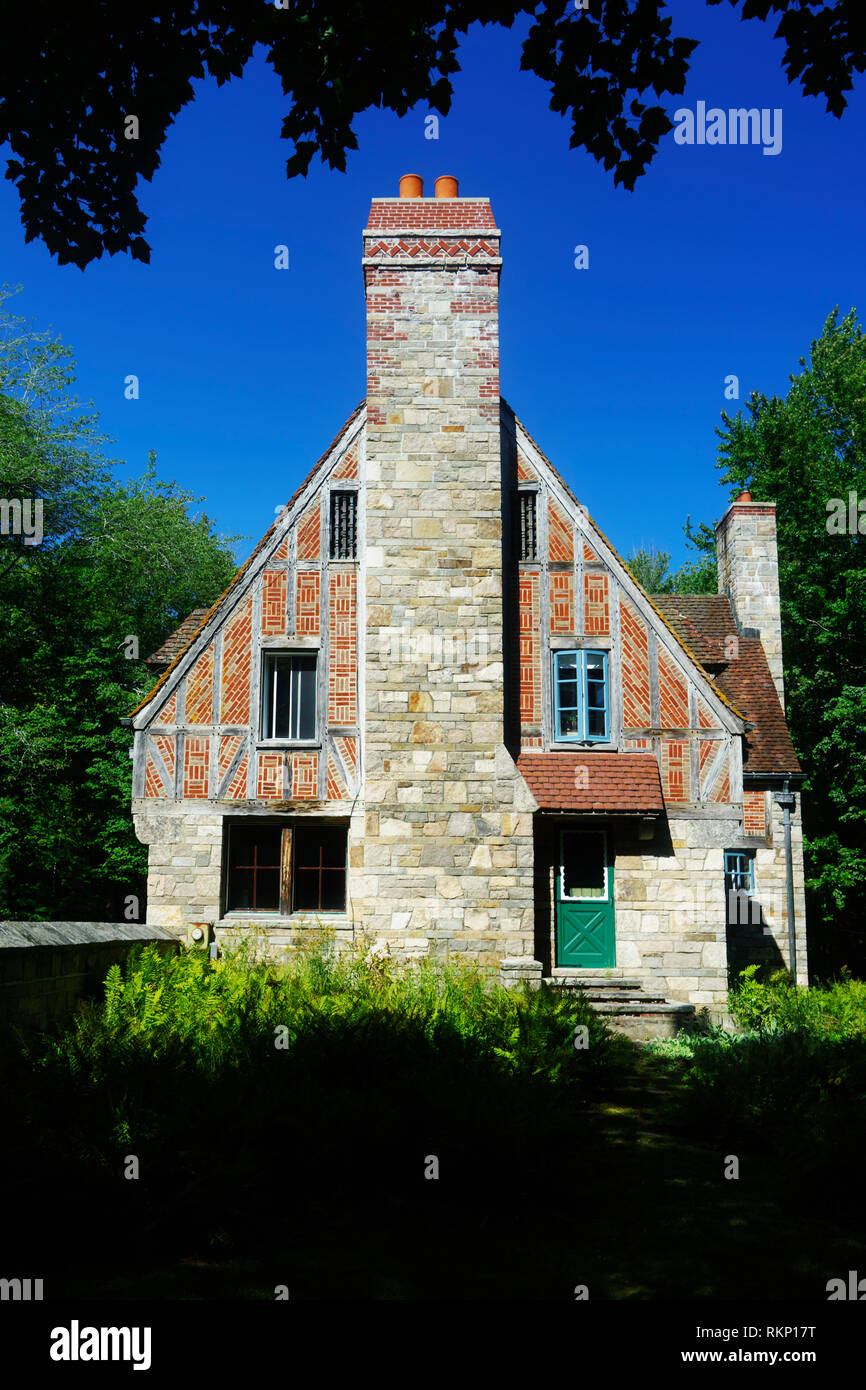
top-left (729, 965), bottom-right (866, 1038)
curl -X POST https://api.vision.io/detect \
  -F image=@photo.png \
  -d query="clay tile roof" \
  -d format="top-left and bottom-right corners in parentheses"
top-left (714, 638), bottom-right (801, 776)
top-left (652, 595), bottom-right (801, 776)
top-left (517, 752), bottom-right (664, 814)
top-left (145, 609), bottom-right (210, 670)
top-left (650, 595), bottom-right (734, 666)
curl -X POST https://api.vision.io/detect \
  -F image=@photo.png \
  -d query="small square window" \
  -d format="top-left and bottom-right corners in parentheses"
top-left (519, 492), bottom-right (537, 561)
top-left (724, 850), bottom-right (754, 895)
top-left (724, 850), bottom-right (761, 925)
top-left (261, 652), bottom-right (316, 741)
top-left (330, 491), bottom-right (357, 559)
top-left (553, 649), bottom-right (609, 742)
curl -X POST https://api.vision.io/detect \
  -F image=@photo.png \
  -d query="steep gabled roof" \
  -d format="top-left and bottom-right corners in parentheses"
top-left (129, 401), bottom-right (365, 718)
top-left (653, 595), bottom-right (801, 776)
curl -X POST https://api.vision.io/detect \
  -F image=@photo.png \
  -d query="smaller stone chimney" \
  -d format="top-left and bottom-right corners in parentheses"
top-left (715, 494), bottom-right (785, 708)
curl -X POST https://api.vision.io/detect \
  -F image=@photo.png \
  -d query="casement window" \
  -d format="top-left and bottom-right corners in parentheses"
top-left (724, 850), bottom-right (754, 895)
top-left (553, 649), bottom-right (609, 742)
top-left (225, 824), bottom-right (283, 913)
top-left (519, 492), bottom-right (538, 561)
top-left (261, 652), bottom-right (316, 741)
top-left (292, 825), bottom-right (348, 912)
top-left (724, 850), bottom-right (760, 925)
top-left (224, 821), bottom-right (348, 915)
top-left (330, 491), bottom-right (357, 560)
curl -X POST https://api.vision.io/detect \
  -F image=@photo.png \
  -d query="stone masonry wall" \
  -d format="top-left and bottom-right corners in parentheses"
top-left (0, 922), bottom-right (178, 1031)
top-left (359, 197), bottom-right (537, 964)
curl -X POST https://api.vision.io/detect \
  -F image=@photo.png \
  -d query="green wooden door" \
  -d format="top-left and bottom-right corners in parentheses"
top-left (555, 829), bottom-right (615, 968)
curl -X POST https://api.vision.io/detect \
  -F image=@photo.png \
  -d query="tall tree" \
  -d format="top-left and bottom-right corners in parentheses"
top-left (0, 288), bottom-right (241, 919)
top-left (0, 1), bottom-right (863, 267)
top-left (715, 306), bottom-right (866, 971)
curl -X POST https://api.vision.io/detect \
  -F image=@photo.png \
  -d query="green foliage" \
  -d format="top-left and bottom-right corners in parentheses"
top-left (2, 939), bottom-right (629, 1272)
top-left (0, 4), bottom-right (861, 266)
top-left (0, 288), bottom-right (242, 918)
top-left (728, 964), bottom-right (866, 1038)
top-left (715, 306), bottom-right (866, 948)
top-left (626, 517), bottom-right (718, 594)
top-left (47, 935), bottom-right (623, 1085)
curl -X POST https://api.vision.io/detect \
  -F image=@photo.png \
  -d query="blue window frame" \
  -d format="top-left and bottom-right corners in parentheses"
top-left (724, 850), bottom-right (754, 895)
top-left (553, 649), bottom-right (609, 742)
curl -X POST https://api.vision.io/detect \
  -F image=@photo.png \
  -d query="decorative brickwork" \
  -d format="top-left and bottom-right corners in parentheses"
top-left (549, 572), bottom-right (574, 633)
top-left (183, 736), bottom-right (209, 799)
top-left (699, 738), bottom-right (718, 790)
top-left (332, 443), bottom-right (359, 481)
top-left (257, 753), bottom-right (283, 800)
top-left (658, 646), bottom-right (690, 727)
top-left (548, 499), bottom-right (574, 563)
top-left (292, 751), bottom-right (318, 800)
top-left (698, 696), bottom-right (717, 730)
top-left (328, 571), bottom-right (357, 725)
top-left (296, 572), bottom-right (320, 637)
top-left (221, 598), bottom-right (252, 724)
top-left (185, 648), bottom-right (213, 725)
top-left (710, 759), bottom-right (731, 803)
top-left (218, 735), bottom-right (242, 788)
top-left (335, 735), bottom-right (357, 780)
top-left (584, 571), bottom-right (610, 636)
top-left (516, 454), bottom-right (537, 483)
top-left (261, 570), bottom-right (287, 636)
top-left (226, 752), bottom-right (248, 800)
top-left (158, 691), bottom-right (177, 725)
top-left (620, 598), bottom-right (650, 726)
top-left (144, 751), bottom-right (166, 798)
top-left (327, 753), bottom-right (346, 800)
top-left (661, 739), bottom-right (690, 801)
top-left (519, 572), bottom-right (541, 725)
top-left (297, 501), bottom-right (321, 561)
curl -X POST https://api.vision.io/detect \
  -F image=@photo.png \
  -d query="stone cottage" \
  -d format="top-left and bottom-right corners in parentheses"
top-left (129, 175), bottom-right (807, 1019)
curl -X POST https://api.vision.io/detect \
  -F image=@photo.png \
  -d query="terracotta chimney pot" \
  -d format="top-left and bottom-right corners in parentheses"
top-left (399, 174), bottom-right (424, 199)
top-left (434, 175), bottom-right (459, 199)
top-left (737, 490), bottom-right (753, 503)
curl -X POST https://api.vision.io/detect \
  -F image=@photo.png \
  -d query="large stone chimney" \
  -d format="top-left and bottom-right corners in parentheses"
top-left (715, 493), bottom-right (785, 707)
top-left (357, 175), bottom-right (536, 966)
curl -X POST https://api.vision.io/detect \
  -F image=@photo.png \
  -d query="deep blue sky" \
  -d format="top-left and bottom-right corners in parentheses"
top-left (1, 4), bottom-right (864, 569)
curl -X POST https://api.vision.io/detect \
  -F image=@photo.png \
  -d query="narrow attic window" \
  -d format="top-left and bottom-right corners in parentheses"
top-left (330, 491), bottom-right (357, 559)
top-left (519, 492), bottom-right (538, 561)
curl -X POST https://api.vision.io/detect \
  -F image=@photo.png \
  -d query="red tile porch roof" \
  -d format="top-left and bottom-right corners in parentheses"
top-left (517, 752), bottom-right (664, 814)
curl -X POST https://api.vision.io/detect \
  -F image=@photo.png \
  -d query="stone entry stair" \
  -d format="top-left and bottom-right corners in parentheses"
top-left (543, 972), bottom-right (695, 1041)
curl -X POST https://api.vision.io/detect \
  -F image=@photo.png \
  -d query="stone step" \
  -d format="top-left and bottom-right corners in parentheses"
top-left (579, 992), bottom-right (668, 1005)
top-left (546, 976), bottom-right (645, 990)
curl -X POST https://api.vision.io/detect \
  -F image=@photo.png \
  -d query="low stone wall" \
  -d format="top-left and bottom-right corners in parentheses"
top-left (0, 922), bottom-right (179, 1032)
